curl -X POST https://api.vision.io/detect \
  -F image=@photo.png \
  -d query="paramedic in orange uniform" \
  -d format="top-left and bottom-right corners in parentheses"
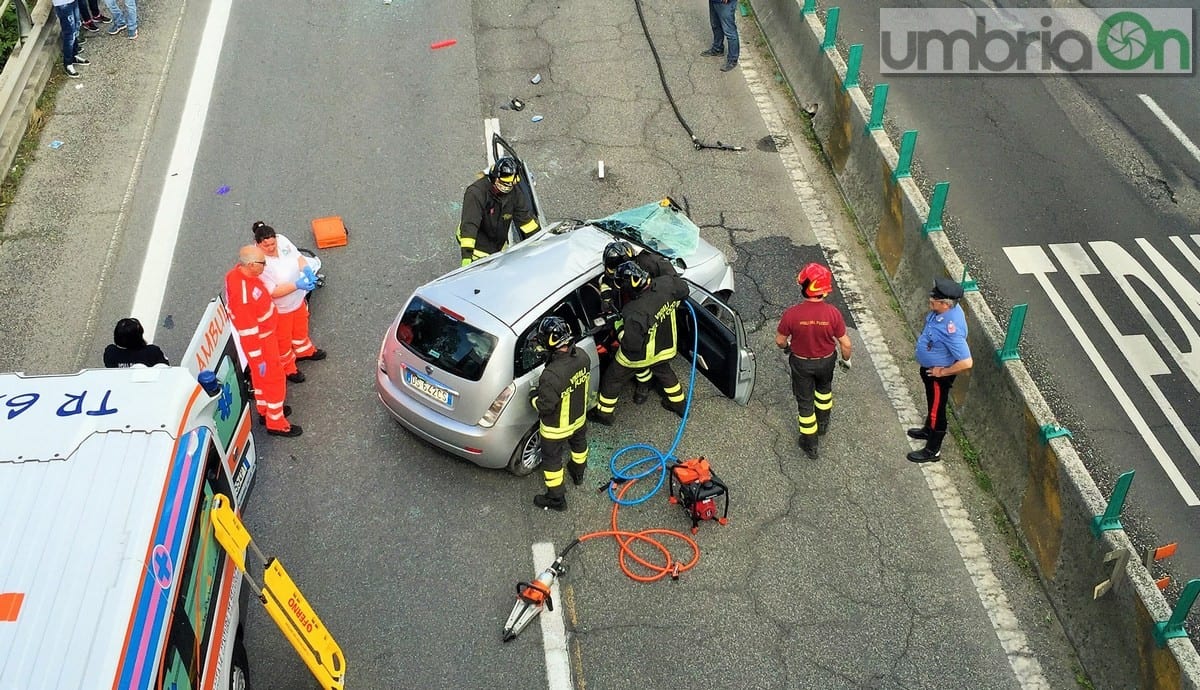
top-left (253, 221), bottom-right (326, 384)
top-left (224, 245), bottom-right (302, 438)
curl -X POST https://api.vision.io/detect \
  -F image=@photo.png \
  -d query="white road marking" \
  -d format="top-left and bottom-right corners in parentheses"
top-left (130, 0), bottom-right (233, 343)
top-left (531, 542), bottom-right (572, 690)
top-left (1138, 94), bottom-right (1200, 165)
top-left (1004, 244), bottom-right (1199, 505)
top-left (740, 52), bottom-right (1050, 689)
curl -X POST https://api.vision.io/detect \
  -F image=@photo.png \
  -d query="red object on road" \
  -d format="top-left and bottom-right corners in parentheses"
top-left (430, 39), bottom-right (457, 50)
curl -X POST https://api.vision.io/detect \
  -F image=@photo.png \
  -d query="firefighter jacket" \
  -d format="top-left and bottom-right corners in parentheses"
top-left (598, 250), bottom-right (676, 311)
top-left (615, 273), bottom-right (688, 369)
top-left (532, 346), bottom-right (591, 439)
top-left (457, 176), bottom-right (540, 261)
top-left (224, 267), bottom-right (277, 366)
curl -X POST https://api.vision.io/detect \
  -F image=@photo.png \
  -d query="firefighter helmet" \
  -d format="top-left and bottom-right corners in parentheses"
top-left (489, 157), bottom-right (520, 193)
top-left (603, 241), bottom-right (635, 274)
top-left (537, 316), bottom-right (572, 350)
top-left (797, 262), bottom-right (834, 298)
top-left (614, 261), bottom-right (650, 293)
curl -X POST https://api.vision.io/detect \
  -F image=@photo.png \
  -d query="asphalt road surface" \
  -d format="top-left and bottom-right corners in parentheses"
top-left (834, 0), bottom-right (1200, 601)
top-left (0, 0), bottom-right (1089, 687)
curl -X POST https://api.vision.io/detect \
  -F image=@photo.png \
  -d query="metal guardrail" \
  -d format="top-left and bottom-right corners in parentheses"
top-left (0, 0), bottom-right (54, 185)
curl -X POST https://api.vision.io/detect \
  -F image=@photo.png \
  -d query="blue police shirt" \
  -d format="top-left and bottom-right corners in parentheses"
top-left (915, 305), bottom-right (970, 368)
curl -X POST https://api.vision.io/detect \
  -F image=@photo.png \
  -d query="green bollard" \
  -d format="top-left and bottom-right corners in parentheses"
top-left (844, 44), bottom-right (863, 90)
top-left (864, 84), bottom-right (888, 134)
top-left (1090, 470), bottom-right (1134, 537)
top-left (995, 304), bottom-right (1027, 363)
top-left (822, 8), bottom-right (840, 50)
top-left (922, 181), bottom-right (948, 235)
top-left (1154, 579), bottom-right (1200, 647)
top-left (893, 130), bottom-right (918, 180)
top-left (739, 0), bottom-right (750, 17)
top-left (801, 0), bottom-right (816, 16)
top-left (1039, 423), bottom-right (1073, 444)
top-left (960, 265), bottom-right (978, 292)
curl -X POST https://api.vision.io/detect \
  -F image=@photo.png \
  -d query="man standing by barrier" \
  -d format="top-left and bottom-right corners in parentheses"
top-left (776, 263), bottom-right (852, 460)
top-left (907, 277), bottom-right (972, 463)
top-left (700, 0), bottom-right (740, 72)
top-left (225, 246), bottom-right (301, 438)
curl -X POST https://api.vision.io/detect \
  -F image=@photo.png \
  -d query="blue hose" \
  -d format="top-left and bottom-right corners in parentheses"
top-left (606, 301), bottom-right (700, 505)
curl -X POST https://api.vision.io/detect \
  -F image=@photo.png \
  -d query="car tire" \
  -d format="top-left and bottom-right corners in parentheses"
top-left (230, 627), bottom-right (250, 690)
top-left (507, 425), bottom-right (542, 477)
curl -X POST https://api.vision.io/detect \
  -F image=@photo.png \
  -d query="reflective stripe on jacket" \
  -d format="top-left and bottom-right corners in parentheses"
top-left (532, 346), bottom-right (591, 439)
top-left (615, 274), bottom-right (688, 369)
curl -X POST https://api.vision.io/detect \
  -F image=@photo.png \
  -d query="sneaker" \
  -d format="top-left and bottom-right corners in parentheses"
top-left (73, 55), bottom-right (90, 65)
top-left (286, 371), bottom-right (306, 384)
top-left (266, 424), bottom-right (303, 438)
top-left (127, 29), bottom-right (138, 40)
top-left (297, 349), bottom-right (327, 362)
top-left (700, 47), bottom-right (724, 57)
top-left (720, 61), bottom-right (739, 72)
top-left (64, 64), bottom-right (80, 78)
top-left (107, 22), bottom-right (127, 35)
top-left (97, 13), bottom-right (113, 23)
top-left (82, 20), bottom-right (99, 33)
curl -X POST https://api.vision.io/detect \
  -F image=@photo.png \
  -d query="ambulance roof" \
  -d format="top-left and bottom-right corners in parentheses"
top-left (0, 367), bottom-right (207, 689)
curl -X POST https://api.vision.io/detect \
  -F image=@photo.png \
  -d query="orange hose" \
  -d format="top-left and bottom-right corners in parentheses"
top-left (576, 477), bottom-right (700, 583)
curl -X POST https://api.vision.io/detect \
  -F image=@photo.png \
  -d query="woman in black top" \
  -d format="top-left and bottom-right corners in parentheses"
top-left (103, 318), bottom-right (169, 368)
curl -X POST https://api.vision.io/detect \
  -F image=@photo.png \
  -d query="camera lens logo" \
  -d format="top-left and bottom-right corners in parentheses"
top-left (1098, 11), bottom-right (1190, 71)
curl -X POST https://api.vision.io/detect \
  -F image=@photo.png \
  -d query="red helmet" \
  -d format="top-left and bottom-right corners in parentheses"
top-left (797, 263), bottom-right (833, 298)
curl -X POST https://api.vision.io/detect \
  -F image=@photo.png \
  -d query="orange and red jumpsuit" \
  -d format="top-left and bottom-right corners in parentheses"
top-left (225, 267), bottom-right (290, 432)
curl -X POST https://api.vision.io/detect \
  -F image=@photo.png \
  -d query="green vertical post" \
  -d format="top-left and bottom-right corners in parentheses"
top-left (822, 8), bottom-right (840, 50)
top-left (1090, 470), bottom-right (1135, 537)
top-left (739, 0), bottom-right (750, 17)
top-left (893, 130), bottom-right (918, 180)
top-left (995, 304), bottom-right (1027, 363)
top-left (960, 265), bottom-right (978, 292)
top-left (864, 84), bottom-right (888, 134)
top-left (922, 181), bottom-right (949, 235)
top-left (801, 0), bottom-right (816, 16)
top-left (844, 44), bottom-right (863, 90)
top-left (1154, 579), bottom-right (1200, 647)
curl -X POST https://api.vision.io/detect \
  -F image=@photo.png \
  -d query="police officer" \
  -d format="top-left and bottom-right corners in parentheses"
top-left (591, 261), bottom-right (689, 425)
top-left (775, 263), bottom-right (852, 460)
top-left (456, 157), bottom-right (540, 267)
top-left (907, 277), bottom-right (973, 463)
top-left (597, 241), bottom-right (676, 403)
top-left (531, 316), bottom-right (591, 511)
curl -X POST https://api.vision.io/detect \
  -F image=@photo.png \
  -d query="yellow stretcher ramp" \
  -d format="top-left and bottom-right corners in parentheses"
top-left (211, 495), bottom-right (347, 690)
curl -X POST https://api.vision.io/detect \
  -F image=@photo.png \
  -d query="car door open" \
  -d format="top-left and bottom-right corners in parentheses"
top-left (490, 133), bottom-right (547, 241)
top-left (677, 282), bottom-right (756, 405)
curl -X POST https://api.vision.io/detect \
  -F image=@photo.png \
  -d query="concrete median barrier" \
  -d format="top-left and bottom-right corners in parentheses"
top-left (752, 1), bottom-right (1200, 687)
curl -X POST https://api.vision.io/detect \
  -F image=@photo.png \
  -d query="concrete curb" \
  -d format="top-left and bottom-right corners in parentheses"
top-left (752, 1), bottom-right (1200, 687)
top-left (0, 0), bottom-right (55, 188)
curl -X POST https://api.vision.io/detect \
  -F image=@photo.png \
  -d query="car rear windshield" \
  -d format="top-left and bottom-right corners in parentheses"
top-left (396, 297), bottom-right (497, 382)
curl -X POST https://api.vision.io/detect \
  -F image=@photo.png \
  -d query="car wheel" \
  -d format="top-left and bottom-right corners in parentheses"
top-left (230, 628), bottom-right (250, 690)
top-left (507, 425), bottom-right (542, 477)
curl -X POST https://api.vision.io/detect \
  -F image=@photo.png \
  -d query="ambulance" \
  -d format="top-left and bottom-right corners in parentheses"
top-left (0, 299), bottom-right (257, 690)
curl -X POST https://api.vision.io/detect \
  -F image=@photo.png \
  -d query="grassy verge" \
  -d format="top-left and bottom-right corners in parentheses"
top-left (0, 71), bottom-right (63, 226)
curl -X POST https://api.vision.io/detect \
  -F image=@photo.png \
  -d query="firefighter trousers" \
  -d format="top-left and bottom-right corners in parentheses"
top-left (597, 359), bottom-right (684, 415)
top-left (789, 353), bottom-right (836, 440)
top-left (540, 426), bottom-right (589, 493)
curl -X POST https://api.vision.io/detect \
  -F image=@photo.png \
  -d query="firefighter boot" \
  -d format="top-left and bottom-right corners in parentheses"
top-left (534, 486), bottom-right (567, 511)
top-left (799, 434), bottom-right (819, 460)
top-left (632, 381), bottom-right (651, 405)
top-left (568, 462), bottom-right (587, 486)
top-left (588, 408), bottom-right (615, 426)
top-left (815, 409), bottom-right (831, 436)
top-left (661, 398), bottom-right (686, 419)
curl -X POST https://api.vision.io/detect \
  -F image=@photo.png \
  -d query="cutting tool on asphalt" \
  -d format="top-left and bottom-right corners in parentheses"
top-left (502, 540), bottom-right (580, 642)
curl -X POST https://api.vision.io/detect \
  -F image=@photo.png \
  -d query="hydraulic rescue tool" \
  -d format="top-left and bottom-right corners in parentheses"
top-left (503, 540), bottom-right (580, 642)
top-left (668, 457), bottom-right (729, 534)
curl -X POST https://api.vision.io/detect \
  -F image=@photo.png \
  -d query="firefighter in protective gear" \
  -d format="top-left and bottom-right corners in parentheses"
top-left (596, 241), bottom-right (676, 403)
top-left (590, 261), bottom-right (689, 426)
top-left (456, 157), bottom-right (540, 267)
top-left (224, 245), bottom-right (301, 437)
top-left (775, 262), bottom-right (851, 459)
top-left (530, 316), bottom-right (591, 512)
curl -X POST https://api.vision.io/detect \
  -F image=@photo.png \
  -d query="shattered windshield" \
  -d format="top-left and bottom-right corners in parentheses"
top-left (589, 201), bottom-right (700, 259)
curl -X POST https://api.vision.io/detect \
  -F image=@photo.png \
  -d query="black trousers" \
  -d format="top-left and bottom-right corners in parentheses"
top-left (789, 353), bottom-right (836, 438)
top-left (540, 425), bottom-right (588, 491)
top-left (597, 359), bottom-right (684, 412)
top-left (919, 367), bottom-right (956, 451)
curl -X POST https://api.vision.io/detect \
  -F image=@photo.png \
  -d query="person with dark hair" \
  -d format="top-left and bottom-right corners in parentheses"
top-left (252, 221), bottom-right (325, 385)
top-left (103, 318), bottom-right (168, 368)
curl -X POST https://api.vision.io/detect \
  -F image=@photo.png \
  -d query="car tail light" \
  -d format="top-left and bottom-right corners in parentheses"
top-left (479, 383), bottom-right (515, 428)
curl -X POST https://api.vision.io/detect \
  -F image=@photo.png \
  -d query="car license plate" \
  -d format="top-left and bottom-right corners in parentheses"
top-left (404, 367), bottom-right (455, 408)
